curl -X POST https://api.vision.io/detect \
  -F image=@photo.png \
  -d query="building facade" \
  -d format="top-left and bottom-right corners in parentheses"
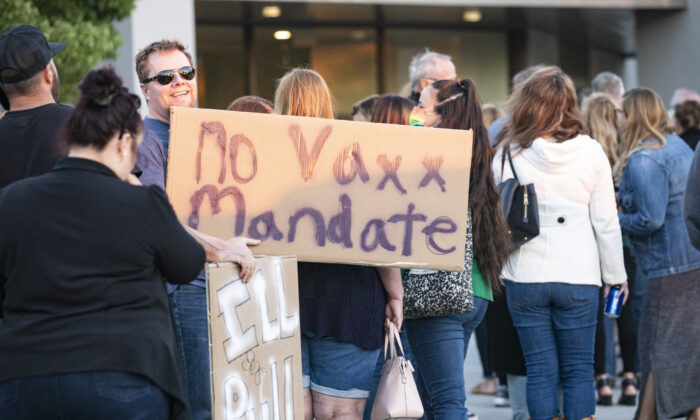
top-left (114, 0), bottom-right (697, 116)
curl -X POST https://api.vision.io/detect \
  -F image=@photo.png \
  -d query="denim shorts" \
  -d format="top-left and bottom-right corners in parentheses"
top-left (301, 332), bottom-right (380, 398)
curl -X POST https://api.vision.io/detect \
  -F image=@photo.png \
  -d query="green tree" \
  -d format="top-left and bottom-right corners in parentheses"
top-left (0, 0), bottom-right (136, 103)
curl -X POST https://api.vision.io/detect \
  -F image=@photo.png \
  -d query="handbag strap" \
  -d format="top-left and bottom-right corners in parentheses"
top-left (383, 323), bottom-right (405, 361)
top-left (506, 146), bottom-right (521, 184)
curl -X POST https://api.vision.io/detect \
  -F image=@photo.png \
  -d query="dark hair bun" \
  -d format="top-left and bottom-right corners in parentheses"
top-left (78, 67), bottom-right (125, 106)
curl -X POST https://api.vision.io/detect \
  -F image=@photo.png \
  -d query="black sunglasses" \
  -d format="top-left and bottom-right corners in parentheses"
top-left (141, 66), bottom-right (196, 85)
top-left (119, 93), bottom-right (142, 140)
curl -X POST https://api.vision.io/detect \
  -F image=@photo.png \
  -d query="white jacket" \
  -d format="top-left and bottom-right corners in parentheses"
top-left (493, 135), bottom-right (626, 286)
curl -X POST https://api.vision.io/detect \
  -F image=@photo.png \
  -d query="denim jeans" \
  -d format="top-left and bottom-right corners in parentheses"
top-left (0, 371), bottom-right (169, 420)
top-left (506, 281), bottom-right (598, 420)
top-left (170, 284), bottom-right (211, 420)
top-left (507, 374), bottom-right (530, 420)
top-left (405, 297), bottom-right (489, 420)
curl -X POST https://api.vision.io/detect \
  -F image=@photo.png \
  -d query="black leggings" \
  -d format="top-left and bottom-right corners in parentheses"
top-left (593, 247), bottom-right (639, 375)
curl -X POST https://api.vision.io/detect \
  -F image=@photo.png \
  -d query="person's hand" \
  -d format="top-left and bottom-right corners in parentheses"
top-left (604, 281), bottom-right (629, 305)
top-left (385, 297), bottom-right (403, 333)
top-left (208, 236), bottom-right (260, 283)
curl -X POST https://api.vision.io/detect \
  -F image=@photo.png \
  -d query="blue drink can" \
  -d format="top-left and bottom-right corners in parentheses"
top-left (604, 286), bottom-right (624, 318)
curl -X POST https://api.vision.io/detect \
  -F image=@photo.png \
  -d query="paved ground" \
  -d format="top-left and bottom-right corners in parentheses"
top-left (462, 338), bottom-right (638, 420)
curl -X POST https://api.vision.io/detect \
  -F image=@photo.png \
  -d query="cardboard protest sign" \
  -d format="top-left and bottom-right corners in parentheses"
top-left (207, 257), bottom-right (303, 420)
top-left (167, 107), bottom-right (472, 271)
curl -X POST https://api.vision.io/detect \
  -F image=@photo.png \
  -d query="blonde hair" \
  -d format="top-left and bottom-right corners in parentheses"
top-left (496, 66), bottom-right (587, 150)
top-left (274, 68), bottom-right (334, 119)
top-left (582, 93), bottom-right (620, 167)
top-left (612, 88), bottom-right (673, 183)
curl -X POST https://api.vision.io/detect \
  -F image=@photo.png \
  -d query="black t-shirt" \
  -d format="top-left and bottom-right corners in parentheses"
top-left (0, 103), bottom-right (72, 189)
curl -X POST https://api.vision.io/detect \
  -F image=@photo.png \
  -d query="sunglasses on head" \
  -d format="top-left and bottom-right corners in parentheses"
top-left (141, 66), bottom-right (196, 85)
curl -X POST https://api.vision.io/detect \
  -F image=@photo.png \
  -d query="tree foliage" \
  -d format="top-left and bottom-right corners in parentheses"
top-left (0, 0), bottom-right (136, 103)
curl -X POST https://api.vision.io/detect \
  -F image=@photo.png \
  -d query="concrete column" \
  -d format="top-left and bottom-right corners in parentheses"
top-left (636, 3), bottom-right (700, 106)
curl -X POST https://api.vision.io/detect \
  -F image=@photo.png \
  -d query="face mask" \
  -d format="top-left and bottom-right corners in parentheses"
top-left (409, 106), bottom-right (426, 127)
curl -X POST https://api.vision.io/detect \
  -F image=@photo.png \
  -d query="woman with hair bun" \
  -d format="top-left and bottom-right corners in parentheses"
top-left (0, 67), bottom-right (204, 420)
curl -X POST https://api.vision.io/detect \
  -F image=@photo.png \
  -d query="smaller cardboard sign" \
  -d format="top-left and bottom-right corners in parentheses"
top-left (207, 257), bottom-right (303, 420)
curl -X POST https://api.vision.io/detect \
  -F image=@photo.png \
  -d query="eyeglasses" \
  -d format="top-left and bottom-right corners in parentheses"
top-left (119, 94), bottom-right (142, 140)
top-left (141, 66), bottom-right (196, 85)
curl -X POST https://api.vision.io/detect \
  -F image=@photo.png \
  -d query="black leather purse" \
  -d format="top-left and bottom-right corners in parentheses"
top-left (498, 147), bottom-right (539, 249)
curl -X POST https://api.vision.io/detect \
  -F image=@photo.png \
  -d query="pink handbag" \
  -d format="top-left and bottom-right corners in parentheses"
top-left (371, 323), bottom-right (424, 420)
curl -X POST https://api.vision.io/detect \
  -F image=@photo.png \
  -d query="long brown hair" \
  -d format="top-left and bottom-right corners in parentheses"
top-left (432, 79), bottom-right (511, 293)
top-left (612, 88), bottom-right (672, 183)
top-left (582, 93), bottom-right (620, 167)
top-left (496, 66), bottom-right (587, 149)
top-left (274, 68), bottom-right (334, 119)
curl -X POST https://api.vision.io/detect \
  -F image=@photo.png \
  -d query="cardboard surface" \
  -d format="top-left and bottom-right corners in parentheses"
top-left (167, 108), bottom-right (472, 271)
top-left (207, 257), bottom-right (303, 420)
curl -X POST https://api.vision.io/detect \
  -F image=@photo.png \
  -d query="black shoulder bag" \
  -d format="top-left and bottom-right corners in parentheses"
top-left (497, 146), bottom-right (540, 249)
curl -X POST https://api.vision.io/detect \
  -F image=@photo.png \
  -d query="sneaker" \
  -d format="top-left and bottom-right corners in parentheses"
top-left (467, 411), bottom-right (479, 420)
top-left (493, 385), bottom-right (510, 407)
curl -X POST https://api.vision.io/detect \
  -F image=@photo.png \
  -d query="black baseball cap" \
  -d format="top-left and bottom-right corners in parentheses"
top-left (0, 25), bottom-right (65, 110)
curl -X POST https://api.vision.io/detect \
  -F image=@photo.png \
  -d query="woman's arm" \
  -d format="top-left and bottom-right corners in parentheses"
top-left (377, 267), bottom-right (403, 331)
top-left (147, 187), bottom-right (206, 284)
top-left (183, 226), bottom-right (259, 283)
top-left (618, 154), bottom-right (669, 237)
top-left (589, 150), bottom-right (627, 286)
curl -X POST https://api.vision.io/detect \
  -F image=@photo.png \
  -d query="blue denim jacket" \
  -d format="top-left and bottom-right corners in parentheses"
top-left (618, 134), bottom-right (700, 278)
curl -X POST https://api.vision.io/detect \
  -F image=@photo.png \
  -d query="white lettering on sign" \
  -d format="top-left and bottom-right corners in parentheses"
top-left (284, 356), bottom-right (294, 420)
top-left (210, 259), bottom-right (302, 420)
top-left (218, 279), bottom-right (258, 362)
top-left (275, 262), bottom-right (297, 339)
top-left (224, 376), bottom-right (249, 420)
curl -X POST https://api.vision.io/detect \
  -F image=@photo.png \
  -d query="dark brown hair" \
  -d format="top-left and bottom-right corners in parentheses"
top-left (370, 95), bottom-right (414, 125)
top-left (351, 95), bottom-right (379, 121)
top-left (227, 95), bottom-right (274, 114)
top-left (675, 100), bottom-right (700, 133)
top-left (135, 39), bottom-right (193, 84)
top-left (63, 67), bottom-right (142, 151)
top-left (432, 79), bottom-right (511, 292)
top-left (496, 66), bottom-right (587, 149)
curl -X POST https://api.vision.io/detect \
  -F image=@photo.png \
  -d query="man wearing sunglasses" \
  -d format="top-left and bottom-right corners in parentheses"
top-left (135, 39), bottom-right (258, 420)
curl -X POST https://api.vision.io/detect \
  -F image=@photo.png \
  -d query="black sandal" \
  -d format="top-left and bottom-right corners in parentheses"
top-left (618, 377), bottom-right (639, 406)
top-left (596, 378), bottom-right (613, 406)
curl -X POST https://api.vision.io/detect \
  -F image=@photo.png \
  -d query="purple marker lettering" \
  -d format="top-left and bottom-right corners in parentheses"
top-left (288, 208), bottom-right (327, 246)
top-left (333, 143), bottom-right (370, 185)
top-left (418, 155), bottom-right (447, 192)
top-left (229, 134), bottom-right (257, 184)
top-left (360, 219), bottom-right (396, 252)
top-left (387, 203), bottom-right (427, 257)
top-left (289, 124), bottom-right (332, 182)
top-left (376, 154), bottom-right (407, 194)
top-left (196, 121), bottom-right (227, 184)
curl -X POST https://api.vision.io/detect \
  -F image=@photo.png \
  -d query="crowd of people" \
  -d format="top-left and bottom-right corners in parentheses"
top-left (1, 23), bottom-right (700, 420)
